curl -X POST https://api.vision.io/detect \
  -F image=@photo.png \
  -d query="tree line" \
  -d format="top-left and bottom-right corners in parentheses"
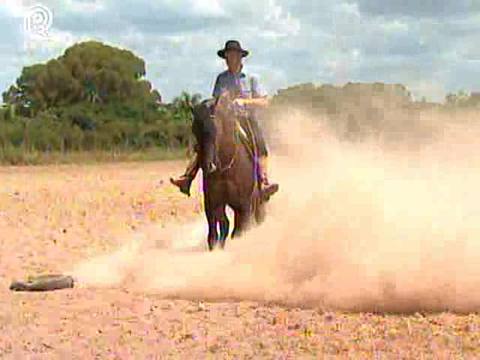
top-left (266, 82), bottom-right (480, 143)
top-left (0, 41), bottom-right (199, 163)
top-left (1, 40), bottom-right (478, 163)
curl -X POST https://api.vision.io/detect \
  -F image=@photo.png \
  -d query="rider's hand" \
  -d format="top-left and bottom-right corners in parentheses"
top-left (233, 98), bottom-right (246, 106)
top-left (233, 98), bottom-right (269, 107)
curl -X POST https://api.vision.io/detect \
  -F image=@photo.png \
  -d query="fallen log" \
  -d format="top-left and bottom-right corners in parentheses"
top-left (10, 274), bottom-right (75, 292)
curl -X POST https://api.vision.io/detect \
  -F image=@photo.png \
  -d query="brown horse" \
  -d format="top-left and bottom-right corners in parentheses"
top-left (192, 92), bottom-right (266, 250)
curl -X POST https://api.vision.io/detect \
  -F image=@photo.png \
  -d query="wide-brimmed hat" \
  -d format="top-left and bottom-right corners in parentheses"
top-left (217, 40), bottom-right (249, 59)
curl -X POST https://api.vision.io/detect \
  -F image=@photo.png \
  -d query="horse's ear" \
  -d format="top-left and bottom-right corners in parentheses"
top-left (185, 99), bottom-right (195, 117)
top-left (186, 98), bottom-right (193, 112)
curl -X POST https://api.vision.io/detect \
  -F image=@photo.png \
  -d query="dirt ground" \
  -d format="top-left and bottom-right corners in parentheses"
top-left (1, 161), bottom-right (479, 359)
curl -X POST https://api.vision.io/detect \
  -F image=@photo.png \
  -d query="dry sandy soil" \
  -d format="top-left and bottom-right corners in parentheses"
top-left (0, 159), bottom-right (479, 359)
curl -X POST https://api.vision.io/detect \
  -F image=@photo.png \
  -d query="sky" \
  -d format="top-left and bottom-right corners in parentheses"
top-left (0, 0), bottom-right (479, 103)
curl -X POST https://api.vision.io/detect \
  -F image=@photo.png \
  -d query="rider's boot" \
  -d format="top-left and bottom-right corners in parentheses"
top-left (258, 155), bottom-right (279, 201)
top-left (170, 153), bottom-right (200, 196)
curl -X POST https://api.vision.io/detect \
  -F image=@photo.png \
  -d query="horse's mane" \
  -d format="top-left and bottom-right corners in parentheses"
top-left (192, 99), bottom-right (216, 151)
top-left (192, 99), bottom-right (214, 121)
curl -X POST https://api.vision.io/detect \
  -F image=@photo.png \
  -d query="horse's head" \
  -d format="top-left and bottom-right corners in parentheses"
top-left (192, 91), bottom-right (241, 173)
top-left (214, 90), bottom-right (234, 117)
top-left (192, 99), bottom-right (214, 127)
top-left (213, 90), bottom-right (245, 135)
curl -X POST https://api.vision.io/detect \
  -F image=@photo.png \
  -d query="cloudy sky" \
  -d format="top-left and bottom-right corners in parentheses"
top-left (0, 0), bottom-right (479, 102)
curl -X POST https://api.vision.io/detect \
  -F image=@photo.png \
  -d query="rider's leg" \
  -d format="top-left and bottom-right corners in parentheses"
top-left (169, 146), bottom-right (200, 196)
top-left (171, 100), bottom-right (218, 197)
top-left (248, 113), bottom-right (279, 199)
top-left (258, 153), bottom-right (279, 199)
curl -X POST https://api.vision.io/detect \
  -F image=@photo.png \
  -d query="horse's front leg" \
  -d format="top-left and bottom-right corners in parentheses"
top-left (218, 206), bottom-right (229, 249)
top-left (205, 205), bottom-right (218, 251)
top-left (205, 193), bottom-right (227, 251)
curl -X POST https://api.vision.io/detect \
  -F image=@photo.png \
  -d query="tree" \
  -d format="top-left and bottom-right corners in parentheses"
top-left (3, 41), bottom-right (160, 115)
top-left (445, 90), bottom-right (471, 107)
top-left (171, 91), bottom-right (202, 124)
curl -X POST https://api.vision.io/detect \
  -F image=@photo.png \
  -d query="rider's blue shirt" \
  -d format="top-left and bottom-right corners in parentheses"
top-left (212, 68), bottom-right (266, 99)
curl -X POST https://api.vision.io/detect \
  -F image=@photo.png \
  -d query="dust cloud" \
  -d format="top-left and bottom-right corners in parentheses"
top-left (71, 107), bottom-right (480, 313)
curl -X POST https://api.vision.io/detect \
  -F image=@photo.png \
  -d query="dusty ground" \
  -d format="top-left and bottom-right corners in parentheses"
top-left (0, 161), bottom-right (479, 359)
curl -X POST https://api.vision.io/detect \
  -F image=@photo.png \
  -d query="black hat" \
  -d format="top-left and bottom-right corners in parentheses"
top-left (217, 40), bottom-right (249, 59)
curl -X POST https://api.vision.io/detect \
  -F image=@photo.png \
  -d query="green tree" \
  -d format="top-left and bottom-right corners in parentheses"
top-left (445, 90), bottom-right (470, 107)
top-left (0, 41), bottom-right (208, 162)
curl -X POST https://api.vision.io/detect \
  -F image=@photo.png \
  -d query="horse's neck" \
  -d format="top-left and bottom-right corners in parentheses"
top-left (216, 115), bottom-right (237, 160)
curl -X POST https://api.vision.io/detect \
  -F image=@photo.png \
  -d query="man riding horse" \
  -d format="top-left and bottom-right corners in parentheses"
top-left (170, 40), bottom-right (279, 200)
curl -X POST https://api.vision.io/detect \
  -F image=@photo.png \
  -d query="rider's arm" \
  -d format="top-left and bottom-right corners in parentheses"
top-left (236, 75), bottom-right (269, 107)
top-left (238, 97), bottom-right (270, 107)
top-left (212, 74), bottom-right (223, 98)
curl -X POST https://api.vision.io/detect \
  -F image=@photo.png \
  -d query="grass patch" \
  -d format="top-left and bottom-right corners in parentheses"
top-left (0, 147), bottom-right (187, 166)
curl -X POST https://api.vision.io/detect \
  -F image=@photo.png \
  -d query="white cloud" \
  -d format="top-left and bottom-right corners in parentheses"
top-left (69, 0), bottom-right (105, 12)
top-left (190, 0), bottom-right (225, 17)
top-left (0, 0), bottom-right (479, 103)
top-left (1, 0), bottom-right (26, 17)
